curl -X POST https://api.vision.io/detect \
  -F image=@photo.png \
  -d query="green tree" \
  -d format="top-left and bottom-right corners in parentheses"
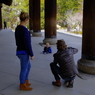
top-left (2, 0), bottom-right (28, 29)
top-left (2, 0), bottom-right (83, 30)
top-left (40, 0), bottom-right (45, 29)
top-left (57, 0), bottom-right (83, 27)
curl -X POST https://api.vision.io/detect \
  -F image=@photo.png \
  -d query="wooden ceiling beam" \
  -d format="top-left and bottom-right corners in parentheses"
top-left (0, 0), bottom-right (12, 6)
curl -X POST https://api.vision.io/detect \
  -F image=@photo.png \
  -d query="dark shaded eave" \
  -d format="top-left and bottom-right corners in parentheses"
top-left (0, 0), bottom-right (12, 6)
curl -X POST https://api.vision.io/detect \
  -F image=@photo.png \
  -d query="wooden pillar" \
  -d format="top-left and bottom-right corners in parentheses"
top-left (29, 0), bottom-right (33, 33)
top-left (43, 0), bottom-right (57, 45)
top-left (0, 3), bottom-right (2, 29)
top-left (78, 0), bottom-right (95, 74)
top-left (32, 0), bottom-right (42, 37)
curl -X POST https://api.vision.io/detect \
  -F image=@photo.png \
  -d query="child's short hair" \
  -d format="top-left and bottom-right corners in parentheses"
top-left (46, 43), bottom-right (50, 45)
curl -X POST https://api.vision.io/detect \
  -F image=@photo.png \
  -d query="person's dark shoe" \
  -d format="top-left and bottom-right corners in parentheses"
top-left (52, 80), bottom-right (61, 87)
top-left (66, 80), bottom-right (74, 88)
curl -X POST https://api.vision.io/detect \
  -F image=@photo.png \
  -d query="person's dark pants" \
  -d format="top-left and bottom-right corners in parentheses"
top-left (50, 62), bottom-right (75, 81)
top-left (50, 62), bottom-right (61, 81)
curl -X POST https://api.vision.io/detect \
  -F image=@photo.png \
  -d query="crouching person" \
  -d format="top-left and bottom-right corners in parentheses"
top-left (50, 39), bottom-right (78, 88)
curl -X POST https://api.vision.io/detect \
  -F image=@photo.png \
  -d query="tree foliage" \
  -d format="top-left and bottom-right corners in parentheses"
top-left (2, 0), bottom-right (83, 29)
top-left (57, 0), bottom-right (83, 27)
top-left (2, 0), bottom-right (28, 29)
top-left (40, 0), bottom-right (45, 29)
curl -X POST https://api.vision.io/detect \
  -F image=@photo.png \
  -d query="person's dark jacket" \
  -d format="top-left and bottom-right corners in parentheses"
top-left (53, 47), bottom-right (78, 78)
top-left (15, 25), bottom-right (34, 57)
